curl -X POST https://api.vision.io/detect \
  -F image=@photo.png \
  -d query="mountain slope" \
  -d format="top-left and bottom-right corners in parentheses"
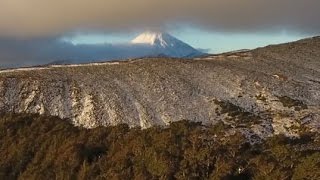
top-left (0, 36), bottom-right (319, 139)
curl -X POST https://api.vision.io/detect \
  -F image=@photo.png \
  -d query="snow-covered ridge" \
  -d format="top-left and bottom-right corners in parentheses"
top-left (0, 61), bottom-right (121, 74)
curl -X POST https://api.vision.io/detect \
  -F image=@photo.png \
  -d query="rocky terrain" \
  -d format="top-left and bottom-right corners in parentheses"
top-left (0, 36), bottom-right (319, 139)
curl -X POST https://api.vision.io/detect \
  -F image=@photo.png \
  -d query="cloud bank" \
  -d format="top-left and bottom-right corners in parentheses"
top-left (0, 0), bottom-right (319, 38)
top-left (0, 38), bottom-right (164, 68)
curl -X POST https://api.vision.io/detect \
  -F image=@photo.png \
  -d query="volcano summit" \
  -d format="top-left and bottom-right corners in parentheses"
top-left (131, 31), bottom-right (203, 58)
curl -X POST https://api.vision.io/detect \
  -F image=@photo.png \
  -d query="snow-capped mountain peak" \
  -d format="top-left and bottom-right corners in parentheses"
top-left (131, 31), bottom-right (203, 57)
top-left (131, 31), bottom-right (172, 47)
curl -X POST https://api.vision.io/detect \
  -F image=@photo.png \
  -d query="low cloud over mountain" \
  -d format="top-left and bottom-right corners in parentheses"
top-left (0, 32), bottom-right (202, 68)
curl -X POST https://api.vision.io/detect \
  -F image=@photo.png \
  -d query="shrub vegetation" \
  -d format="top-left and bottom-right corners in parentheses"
top-left (0, 113), bottom-right (319, 180)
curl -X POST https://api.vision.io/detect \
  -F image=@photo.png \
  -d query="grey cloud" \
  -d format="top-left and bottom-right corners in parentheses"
top-left (0, 0), bottom-right (319, 38)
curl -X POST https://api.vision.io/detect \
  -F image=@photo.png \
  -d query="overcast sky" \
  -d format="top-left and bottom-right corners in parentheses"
top-left (0, 0), bottom-right (319, 67)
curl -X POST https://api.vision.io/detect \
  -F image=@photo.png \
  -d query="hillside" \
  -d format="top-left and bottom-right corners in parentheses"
top-left (0, 36), bottom-right (320, 140)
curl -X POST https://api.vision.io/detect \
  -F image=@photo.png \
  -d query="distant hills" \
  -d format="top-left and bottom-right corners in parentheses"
top-left (49, 31), bottom-right (204, 65)
top-left (0, 31), bottom-right (205, 68)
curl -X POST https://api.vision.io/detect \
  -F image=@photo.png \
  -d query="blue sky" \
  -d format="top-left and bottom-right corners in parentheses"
top-left (63, 28), bottom-right (307, 53)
